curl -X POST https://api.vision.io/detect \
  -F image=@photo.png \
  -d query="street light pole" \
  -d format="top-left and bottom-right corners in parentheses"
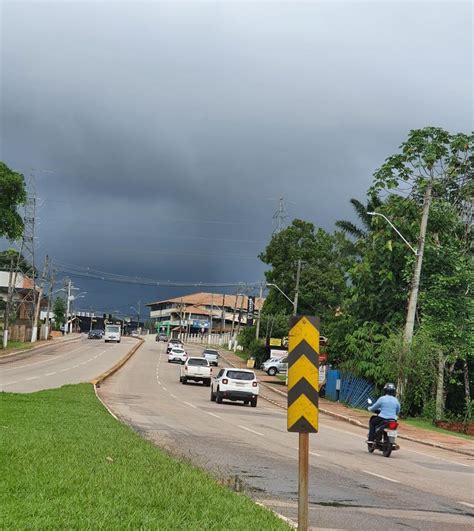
top-left (368, 206), bottom-right (431, 398)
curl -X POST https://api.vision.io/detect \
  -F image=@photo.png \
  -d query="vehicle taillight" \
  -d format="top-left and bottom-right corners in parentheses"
top-left (252, 382), bottom-right (258, 387)
top-left (222, 378), bottom-right (228, 384)
top-left (387, 421), bottom-right (398, 430)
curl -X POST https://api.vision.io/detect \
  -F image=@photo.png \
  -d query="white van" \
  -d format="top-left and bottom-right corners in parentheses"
top-left (104, 324), bottom-right (121, 343)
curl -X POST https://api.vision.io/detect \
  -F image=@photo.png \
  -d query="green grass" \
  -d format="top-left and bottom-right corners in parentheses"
top-left (0, 384), bottom-right (289, 530)
top-left (0, 340), bottom-right (35, 354)
top-left (403, 417), bottom-right (474, 440)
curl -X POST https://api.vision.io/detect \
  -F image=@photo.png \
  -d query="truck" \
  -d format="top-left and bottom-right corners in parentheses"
top-left (180, 357), bottom-right (211, 386)
top-left (104, 323), bottom-right (121, 343)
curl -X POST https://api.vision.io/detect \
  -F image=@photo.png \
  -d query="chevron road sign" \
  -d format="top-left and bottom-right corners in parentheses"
top-left (287, 315), bottom-right (320, 433)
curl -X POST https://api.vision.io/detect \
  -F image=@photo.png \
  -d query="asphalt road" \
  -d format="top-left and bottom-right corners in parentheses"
top-left (0, 336), bottom-right (135, 393)
top-left (100, 338), bottom-right (474, 530)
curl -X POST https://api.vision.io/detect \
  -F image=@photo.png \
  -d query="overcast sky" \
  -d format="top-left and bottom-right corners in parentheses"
top-left (1, 1), bottom-right (472, 315)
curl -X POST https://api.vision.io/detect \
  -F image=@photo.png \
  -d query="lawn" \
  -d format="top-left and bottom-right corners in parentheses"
top-left (0, 340), bottom-right (36, 355)
top-left (403, 417), bottom-right (474, 441)
top-left (0, 384), bottom-right (289, 530)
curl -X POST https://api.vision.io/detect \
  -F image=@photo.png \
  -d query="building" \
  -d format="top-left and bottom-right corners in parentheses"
top-left (146, 292), bottom-right (265, 335)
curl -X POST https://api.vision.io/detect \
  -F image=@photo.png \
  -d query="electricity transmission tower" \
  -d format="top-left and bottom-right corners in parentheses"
top-left (272, 197), bottom-right (288, 234)
top-left (12, 177), bottom-right (37, 331)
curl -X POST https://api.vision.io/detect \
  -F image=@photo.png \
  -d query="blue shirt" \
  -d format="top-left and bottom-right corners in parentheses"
top-left (368, 395), bottom-right (400, 420)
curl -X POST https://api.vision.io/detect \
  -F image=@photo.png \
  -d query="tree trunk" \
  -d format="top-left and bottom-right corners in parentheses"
top-left (463, 359), bottom-right (472, 423)
top-left (435, 351), bottom-right (445, 420)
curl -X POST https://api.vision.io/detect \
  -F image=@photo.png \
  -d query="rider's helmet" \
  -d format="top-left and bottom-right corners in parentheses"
top-left (383, 382), bottom-right (397, 396)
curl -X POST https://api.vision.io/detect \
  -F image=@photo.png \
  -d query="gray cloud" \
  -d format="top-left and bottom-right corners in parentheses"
top-left (1, 1), bottom-right (472, 310)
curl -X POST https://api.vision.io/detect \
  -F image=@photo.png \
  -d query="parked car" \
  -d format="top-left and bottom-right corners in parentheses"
top-left (88, 329), bottom-right (103, 339)
top-left (203, 348), bottom-right (219, 366)
top-left (180, 357), bottom-right (211, 386)
top-left (167, 339), bottom-right (183, 353)
top-left (261, 357), bottom-right (288, 376)
top-left (210, 368), bottom-right (259, 407)
top-left (156, 333), bottom-right (168, 342)
top-left (168, 347), bottom-right (188, 364)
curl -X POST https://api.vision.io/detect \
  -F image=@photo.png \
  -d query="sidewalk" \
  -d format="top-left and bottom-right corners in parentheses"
top-left (0, 333), bottom-right (83, 363)
top-left (217, 346), bottom-right (474, 457)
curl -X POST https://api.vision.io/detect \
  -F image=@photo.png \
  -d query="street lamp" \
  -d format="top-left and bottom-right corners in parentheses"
top-left (367, 212), bottom-right (418, 256)
top-left (367, 211), bottom-right (423, 397)
top-left (266, 260), bottom-right (302, 317)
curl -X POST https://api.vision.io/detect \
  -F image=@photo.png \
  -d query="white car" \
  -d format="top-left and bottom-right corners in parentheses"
top-left (202, 348), bottom-right (219, 367)
top-left (168, 347), bottom-right (188, 364)
top-left (210, 368), bottom-right (259, 407)
top-left (167, 339), bottom-right (184, 353)
top-left (180, 357), bottom-right (211, 386)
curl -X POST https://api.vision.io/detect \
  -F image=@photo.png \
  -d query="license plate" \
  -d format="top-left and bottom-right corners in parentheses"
top-left (236, 382), bottom-right (246, 387)
top-left (387, 430), bottom-right (397, 437)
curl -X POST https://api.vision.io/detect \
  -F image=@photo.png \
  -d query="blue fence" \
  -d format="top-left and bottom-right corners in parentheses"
top-left (325, 369), bottom-right (375, 408)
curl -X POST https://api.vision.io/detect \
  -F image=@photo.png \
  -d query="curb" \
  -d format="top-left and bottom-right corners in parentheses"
top-left (91, 337), bottom-right (144, 387)
top-left (0, 335), bottom-right (83, 364)
top-left (180, 346), bottom-right (474, 458)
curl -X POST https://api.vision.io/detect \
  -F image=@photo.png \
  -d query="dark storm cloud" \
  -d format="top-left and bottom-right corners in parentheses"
top-left (1, 1), bottom-right (472, 310)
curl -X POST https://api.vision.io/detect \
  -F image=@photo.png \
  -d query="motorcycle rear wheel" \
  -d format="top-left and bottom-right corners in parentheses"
top-left (382, 434), bottom-right (392, 458)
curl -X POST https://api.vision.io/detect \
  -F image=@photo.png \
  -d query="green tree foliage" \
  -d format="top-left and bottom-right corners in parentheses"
top-left (259, 220), bottom-right (347, 322)
top-left (0, 249), bottom-right (31, 275)
top-left (0, 162), bottom-right (26, 240)
top-left (53, 297), bottom-right (66, 329)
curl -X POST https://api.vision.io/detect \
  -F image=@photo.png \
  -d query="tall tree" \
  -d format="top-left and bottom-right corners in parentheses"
top-left (259, 219), bottom-right (346, 323)
top-left (0, 162), bottom-right (26, 240)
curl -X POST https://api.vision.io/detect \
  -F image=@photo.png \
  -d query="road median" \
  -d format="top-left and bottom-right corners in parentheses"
top-left (91, 337), bottom-right (144, 386)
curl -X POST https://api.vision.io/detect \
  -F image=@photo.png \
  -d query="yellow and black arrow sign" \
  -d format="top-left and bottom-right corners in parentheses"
top-left (287, 315), bottom-right (320, 433)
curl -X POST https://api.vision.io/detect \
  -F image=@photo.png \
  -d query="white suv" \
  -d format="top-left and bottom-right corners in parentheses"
top-left (211, 368), bottom-right (259, 407)
top-left (261, 357), bottom-right (288, 376)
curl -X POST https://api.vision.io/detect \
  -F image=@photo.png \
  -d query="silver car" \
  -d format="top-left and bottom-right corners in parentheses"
top-left (261, 357), bottom-right (288, 376)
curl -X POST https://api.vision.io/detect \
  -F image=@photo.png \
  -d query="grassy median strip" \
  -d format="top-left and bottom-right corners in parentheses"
top-left (1, 384), bottom-right (289, 530)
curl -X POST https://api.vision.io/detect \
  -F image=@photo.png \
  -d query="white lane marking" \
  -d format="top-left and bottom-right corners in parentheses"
top-left (162, 387), bottom-right (167, 391)
top-left (205, 411), bottom-right (221, 419)
top-left (363, 470), bottom-right (400, 483)
top-left (238, 425), bottom-right (264, 437)
top-left (403, 447), bottom-right (471, 468)
top-left (72, 365), bottom-right (80, 368)
top-left (309, 451), bottom-right (322, 457)
top-left (458, 501), bottom-right (474, 509)
top-left (323, 423), bottom-right (471, 468)
top-left (60, 368), bottom-right (70, 372)
top-left (25, 376), bottom-right (39, 381)
top-left (1, 380), bottom-right (21, 386)
top-left (170, 393), bottom-right (177, 398)
top-left (184, 401), bottom-right (198, 409)
top-left (45, 372), bottom-right (57, 376)
top-left (2, 344), bottom-right (88, 371)
top-left (157, 380), bottom-right (161, 384)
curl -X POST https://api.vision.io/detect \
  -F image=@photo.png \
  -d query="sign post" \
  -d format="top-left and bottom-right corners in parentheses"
top-left (287, 315), bottom-right (320, 531)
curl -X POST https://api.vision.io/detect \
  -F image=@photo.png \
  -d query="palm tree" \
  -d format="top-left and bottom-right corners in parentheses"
top-left (336, 195), bottom-right (382, 240)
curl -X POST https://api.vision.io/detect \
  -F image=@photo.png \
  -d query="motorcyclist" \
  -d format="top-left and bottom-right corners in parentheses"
top-left (367, 383), bottom-right (400, 445)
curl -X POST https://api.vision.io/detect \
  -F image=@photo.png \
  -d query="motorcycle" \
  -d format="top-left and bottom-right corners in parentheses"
top-left (367, 399), bottom-right (400, 458)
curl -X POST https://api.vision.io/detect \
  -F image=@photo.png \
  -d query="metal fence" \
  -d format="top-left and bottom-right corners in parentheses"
top-left (325, 369), bottom-right (375, 408)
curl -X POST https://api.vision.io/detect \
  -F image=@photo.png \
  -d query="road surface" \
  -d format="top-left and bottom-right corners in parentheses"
top-left (99, 338), bottom-right (474, 530)
top-left (0, 336), bottom-right (135, 393)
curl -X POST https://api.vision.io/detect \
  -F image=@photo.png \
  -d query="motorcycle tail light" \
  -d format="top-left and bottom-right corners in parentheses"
top-left (387, 421), bottom-right (398, 430)
top-left (252, 382), bottom-right (258, 387)
top-left (222, 378), bottom-right (228, 384)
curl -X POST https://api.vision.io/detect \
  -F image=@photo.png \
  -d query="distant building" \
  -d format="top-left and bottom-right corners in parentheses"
top-left (146, 292), bottom-right (265, 334)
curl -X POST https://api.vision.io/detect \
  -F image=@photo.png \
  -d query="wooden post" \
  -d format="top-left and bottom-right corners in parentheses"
top-left (298, 432), bottom-right (309, 531)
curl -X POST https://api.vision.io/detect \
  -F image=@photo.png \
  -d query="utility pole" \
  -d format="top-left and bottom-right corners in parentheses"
top-left (221, 293), bottom-right (225, 333)
top-left (235, 293), bottom-right (245, 344)
top-left (137, 300), bottom-right (141, 333)
top-left (65, 279), bottom-right (72, 334)
top-left (208, 293), bottom-right (214, 344)
top-left (31, 255), bottom-right (49, 342)
top-left (255, 283), bottom-right (264, 339)
top-left (3, 258), bottom-right (14, 349)
top-left (230, 293), bottom-right (239, 339)
top-left (294, 259), bottom-right (302, 316)
top-left (44, 268), bottom-right (54, 340)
